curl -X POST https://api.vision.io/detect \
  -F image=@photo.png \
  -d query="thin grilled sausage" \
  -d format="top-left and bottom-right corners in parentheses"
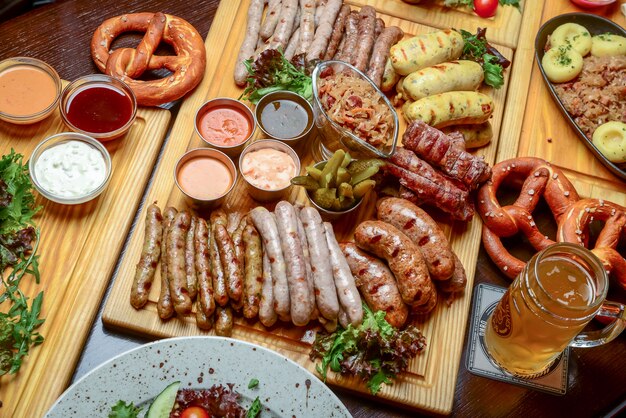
top-left (285, 27), bottom-right (301, 60)
top-left (214, 306), bottom-right (233, 337)
top-left (168, 211), bottom-right (193, 315)
top-left (267, 0), bottom-right (299, 52)
top-left (234, 0), bottom-right (265, 86)
top-left (260, 0), bottom-right (282, 40)
top-left (297, 0), bottom-right (315, 55)
top-left (131, 203), bottom-right (163, 309)
top-left (335, 11), bottom-right (359, 64)
top-left (229, 214), bottom-right (247, 311)
top-left (353, 6), bottom-right (377, 71)
top-left (300, 207), bottom-right (339, 321)
top-left (354, 220), bottom-right (434, 310)
top-left (185, 216), bottom-right (198, 301)
top-left (367, 26), bottom-right (404, 88)
top-left (250, 207), bottom-right (290, 321)
top-left (243, 224), bottom-right (263, 319)
top-left (376, 197), bottom-right (455, 281)
top-left (210, 210), bottom-right (229, 307)
top-left (195, 301), bottom-right (213, 330)
top-left (324, 223), bottom-right (363, 326)
top-left (322, 4), bottom-right (349, 60)
top-left (157, 207), bottom-right (177, 319)
top-left (195, 217), bottom-right (215, 327)
top-left (294, 209), bottom-right (315, 313)
top-left (215, 224), bottom-right (244, 306)
top-left (259, 250), bottom-right (278, 327)
top-left (341, 243), bottom-right (408, 328)
top-left (307, 0), bottom-right (343, 61)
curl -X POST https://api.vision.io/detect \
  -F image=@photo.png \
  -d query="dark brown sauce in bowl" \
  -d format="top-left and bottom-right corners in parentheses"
top-left (260, 99), bottom-right (309, 139)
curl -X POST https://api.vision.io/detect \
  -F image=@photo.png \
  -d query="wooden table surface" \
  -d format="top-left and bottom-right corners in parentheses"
top-left (1, 0), bottom-right (625, 417)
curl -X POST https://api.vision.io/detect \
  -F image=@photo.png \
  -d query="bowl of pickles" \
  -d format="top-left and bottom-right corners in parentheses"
top-left (291, 149), bottom-right (384, 220)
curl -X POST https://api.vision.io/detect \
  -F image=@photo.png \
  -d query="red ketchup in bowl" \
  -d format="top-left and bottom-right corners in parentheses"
top-left (65, 84), bottom-right (133, 133)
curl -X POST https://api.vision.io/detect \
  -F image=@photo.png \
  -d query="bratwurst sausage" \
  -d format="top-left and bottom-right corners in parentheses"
top-left (322, 4), bottom-right (350, 60)
top-left (210, 210), bottom-right (229, 307)
top-left (243, 223), bottom-right (263, 319)
top-left (131, 203), bottom-right (163, 309)
top-left (194, 217), bottom-right (215, 329)
top-left (157, 207), bottom-right (177, 320)
top-left (234, 0), bottom-right (265, 86)
top-left (353, 6), bottom-right (377, 72)
top-left (367, 26), bottom-right (405, 88)
top-left (168, 211), bottom-right (193, 315)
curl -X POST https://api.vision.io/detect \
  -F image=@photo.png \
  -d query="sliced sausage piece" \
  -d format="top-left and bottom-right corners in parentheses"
top-left (376, 197), bottom-right (454, 281)
top-left (341, 243), bottom-right (408, 328)
top-left (274, 201), bottom-right (313, 326)
top-left (307, 0), bottom-right (343, 61)
top-left (195, 217), bottom-right (215, 328)
top-left (353, 6), bottom-right (377, 71)
top-left (249, 207), bottom-right (290, 321)
top-left (234, 0), bottom-right (266, 86)
top-left (335, 11), bottom-right (359, 64)
top-left (367, 26), bottom-right (404, 88)
top-left (185, 216), bottom-right (198, 301)
top-left (215, 224), bottom-right (244, 307)
top-left (259, 250), bottom-right (278, 327)
top-left (324, 223), bottom-right (363, 326)
top-left (131, 203), bottom-right (163, 309)
top-left (214, 306), bottom-right (234, 337)
top-left (157, 207), bottom-right (177, 319)
top-left (168, 211), bottom-right (193, 315)
top-left (297, 0), bottom-right (315, 55)
top-left (259, 0), bottom-right (283, 41)
top-left (243, 223), bottom-right (263, 319)
top-left (300, 207), bottom-right (339, 321)
top-left (210, 210), bottom-right (229, 307)
top-left (354, 220), bottom-right (434, 310)
top-left (323, 4), bottom-right (350, 60)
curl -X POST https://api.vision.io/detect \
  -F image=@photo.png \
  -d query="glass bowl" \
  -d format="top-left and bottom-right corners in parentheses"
top-left (311, 60), bottom-right (399, 160)
top-left (29, 132), bottom-right (112, 204)
top-left (59, 74), bottom-right (137, 142)
top-left (0, 57), bottom-right (62, 125)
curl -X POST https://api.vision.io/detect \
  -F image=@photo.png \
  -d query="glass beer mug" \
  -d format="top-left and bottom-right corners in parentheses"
top-left (484, 243), bottom-right (626, 378)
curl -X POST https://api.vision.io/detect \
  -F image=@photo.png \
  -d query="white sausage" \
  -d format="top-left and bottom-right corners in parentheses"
top-left (234, 0), bottom-right (265, 86)
top-left (306, 0), bottom-right (343, 61)
top-left (260, 0), bottom-right (282, 41)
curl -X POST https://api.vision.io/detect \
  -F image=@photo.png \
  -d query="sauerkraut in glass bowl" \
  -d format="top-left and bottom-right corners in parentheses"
top-left (311, 60), bottom-right (399, 160)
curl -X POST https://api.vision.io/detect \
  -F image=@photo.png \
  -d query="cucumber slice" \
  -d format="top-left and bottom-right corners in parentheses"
top-left (147, 381), bottom-right (180, 418)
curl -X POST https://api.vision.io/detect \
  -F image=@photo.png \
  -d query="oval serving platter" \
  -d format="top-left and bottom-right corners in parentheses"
top-left (535, 12), bottom-right (626, 181)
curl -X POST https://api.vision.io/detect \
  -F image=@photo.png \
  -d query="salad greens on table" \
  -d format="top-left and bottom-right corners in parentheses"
top-left (0, 149), bottom-right (44, 376)
top-left (459, 28), bottom-right (511, 89)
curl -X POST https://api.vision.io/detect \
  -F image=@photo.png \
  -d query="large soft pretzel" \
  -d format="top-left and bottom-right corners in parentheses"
top-left (558, 198), bottom-right (626, 289)
top-left (477, 157), bottom-right (580, 278)
top-left (91, 12), bottom-right (206, 106)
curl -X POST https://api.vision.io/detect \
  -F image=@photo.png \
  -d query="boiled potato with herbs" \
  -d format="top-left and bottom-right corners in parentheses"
top-left (550, 23), bottom-right (592, 56)
top-left (592, 121), bottom-right (626, 164)
top-left (591, 33), bottom-right (626, 57)
top-left (542, 46), bottom-right (583, 83)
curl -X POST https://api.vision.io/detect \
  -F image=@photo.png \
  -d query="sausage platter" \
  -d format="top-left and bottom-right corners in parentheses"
top-left (103, 0), bottom-right (513, 413)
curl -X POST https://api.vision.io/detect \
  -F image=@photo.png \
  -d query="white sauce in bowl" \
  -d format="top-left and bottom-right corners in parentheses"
top-left (34, 140), bottom-right (107, 197)
top-left (241, 148), bottom-right (296, 190)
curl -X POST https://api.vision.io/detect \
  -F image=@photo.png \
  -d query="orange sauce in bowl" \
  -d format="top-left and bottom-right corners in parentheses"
top-left (0, 65), bottom-right (57, 116)
top-left (197, 106), bottom-right (252, 147)
top-left (177, 156), bottom-right (233, 200)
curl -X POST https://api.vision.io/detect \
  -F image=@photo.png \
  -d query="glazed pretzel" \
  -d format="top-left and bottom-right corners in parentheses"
top-left (477, 157), bottom-right (580, 278)
top-left (91, 12), bottom-right (206, 106)
top-left (558, 198), bottom-right (626, 289)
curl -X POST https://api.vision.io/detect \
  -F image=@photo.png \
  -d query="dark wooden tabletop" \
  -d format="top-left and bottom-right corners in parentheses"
top-left (1, 1), bottom-right (625, 417)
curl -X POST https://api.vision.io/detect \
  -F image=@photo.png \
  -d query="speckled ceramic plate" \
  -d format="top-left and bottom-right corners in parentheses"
top-left (44, 336), bottom-right (351, 418)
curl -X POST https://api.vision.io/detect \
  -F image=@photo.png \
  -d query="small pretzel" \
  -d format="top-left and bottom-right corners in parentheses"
top-left (91, 12), bottom-right (206, 106)
top-left (558, 198), bottom-right (626, 289)
top-left (477, 157), bottom-right (580, 278)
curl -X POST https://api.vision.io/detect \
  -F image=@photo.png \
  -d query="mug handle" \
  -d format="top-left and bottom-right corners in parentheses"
top-left (570, 301), bottom-right (626, 348)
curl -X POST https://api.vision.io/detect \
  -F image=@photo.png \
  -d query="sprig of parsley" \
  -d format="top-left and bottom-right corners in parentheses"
top-left (459, 28), bottom-right (510, 89)
top-left (108, 400), bottom-right (142, 418)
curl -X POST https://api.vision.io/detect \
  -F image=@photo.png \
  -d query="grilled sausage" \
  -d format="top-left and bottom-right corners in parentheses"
top-left (297, 0), bottom-right (316, 55)
top-left (341, 243), bottom-right (409, 328)
top-left (250, 207), bottom-right (290, 321)
top-left (210, 210), bottom-right (229, 307)
top-left (401, 60), bottom-right (484, 101)
top-left (157, 207), bottom-right (177, 319)
top-left (367, 26), bottom-right (404, 88)
top-left (294, 210), bottom-right (316, 313)
top-left (214, 306), bottom-right (233, 337)
top-left (215, 224), bottom-right (244, 307)
top-left (131, 203), bottom-right (163, 309)
top-left (185, 216), bottom-right (198, 301)
top-left (376, 197), bottom-right (455, 281)
top-left (259, 0), bottom-right (282, 41)
top-left (299, 207), bottom-right (339, 321)
top-left (195, 300), bottom-right (213, 330)
top-left (390, 29), bottom-right (464, 76)
top-left (324, 223), bottom-right (363, 326)
top-left (437, 252), bottom-right (467, 295)
top-left (335, 11), bottom-right (359, 64)
top-left (243, 224), bottom-right (263, 319)
top-left (353, 6), bottom-right (377, 72)
top-left (337, 306), bottom-right (350, 329)
top-left (354, 220), bottom-right (434, 309)
top-left (274, 201), bottom-right (313, 326)
top-left (168, 211), bottom-right (193, 315)
top-left (234, 0), bottom-right (265, 86)
top-left (285, 27), bottom-right (301, 60)
top-left (259, 250), bottom-right (278, 327)
top-left (195, 217), bottom-right (215, 328)
top-left (268, 0), bottom-right (299, 52)
top-left (402, 91), bottom-right (494, 128)
top-left (411, 285), bottom-right (438, 315)
top-left (322, 4), bottom-right (349, 60)
top-left (307, 0), bottom-right (343, 61)
top-left (229, 214), bottom-right (247, 311)
top-left (374, 17), bottom-right (384, 39)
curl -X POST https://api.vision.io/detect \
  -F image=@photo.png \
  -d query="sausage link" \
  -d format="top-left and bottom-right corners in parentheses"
top-left (411, 286), bottom-right (438, 315)
top-left (335, 11), bottom-right (359, 64)
top-left (259, 0), bottom-right (282, 40)
top-left (243, 224), bottom-right (263, 319)
top-left (322, 4), bottom-right (349, 60)
top-left (259, 250), bottom-right (278, 327)
top-left (210, 210), bottom-right (229, 307)
top-left (195, 300), bottom-right (213, 330)
top-left (299, 207), bottom-right (339, 321)
top-left (267, 0), bottom-right (299, 52)
top-left (337, 305), bottom-right (350, 329)
top-left (367, 26), bottom-right (404, 88)
top-left (376, 197), bottom-right (455, 281)
top-left (131, 203), bottom-right (163, 309)
top-left (437, 252), bottom-right (467, 295)
top-left (249, 207), bottom-right (290, 321)
top-left (297, 0), bottom-right (316, 55)
top-left (214, 306), bottom-right (233, 337)
top-left (168, 211), bottom-right (193, 315)
top-left (341, 243), bottom-right (408, 328)
top-left (306, 0), bottom-right (343, 61)
top-left (234, 0), bottom-right (265, 86)
top-left (294, 210), bottom-right (316, 314)
top-left (157, 207), bottom-right (177, 319)
top-left (215, 224), bottom-right (244, 306)
top-left (354, 220), bottom-right (434, 309)
top-left (185, 216), bottom-right (198, 301)
top-left (374, 17), bottom-right (385, 39)
top-left (353, 6), bottom-right (377, 71)
top-left (195, 217), bottom-right (215, 322)
top-left (324, 223), bottom-right (363, 326)
top-left (230, 214), bottom-right (248, 311)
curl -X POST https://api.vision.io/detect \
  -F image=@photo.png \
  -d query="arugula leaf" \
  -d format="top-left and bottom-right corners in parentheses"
top-left (248, 378), bottom-right (259, 389)
top-left (246, 396), bottom-right (262, 418)
top-left (108, 400), bottom-right (142, 418)
top-left (483, 54), bottom-right (504, 89)
top-left (459, 28), bottom-right (510, 89)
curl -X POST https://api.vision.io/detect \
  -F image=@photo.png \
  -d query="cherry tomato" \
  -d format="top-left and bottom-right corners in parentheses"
top-left (180, 406), bottom-right (210, 418)
top-left (474, 0), bottom-right (498, 18)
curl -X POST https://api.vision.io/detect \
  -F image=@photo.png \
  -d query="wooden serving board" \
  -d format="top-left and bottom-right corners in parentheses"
top-left (0, 97), bottom-right (170, 417)
top-left (103, 0), bottom-right (519, 414)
